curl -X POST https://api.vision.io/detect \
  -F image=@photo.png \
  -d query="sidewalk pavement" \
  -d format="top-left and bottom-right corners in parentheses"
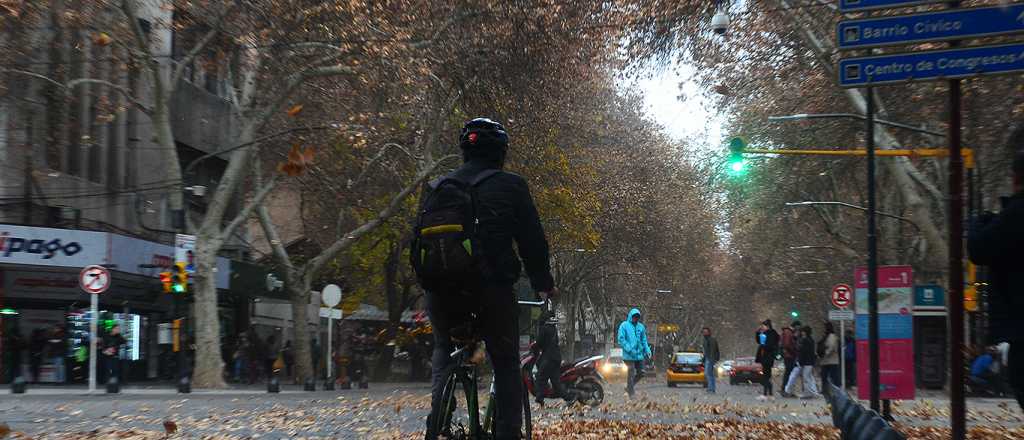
top-left (0, 381), bottom-right (431, 396)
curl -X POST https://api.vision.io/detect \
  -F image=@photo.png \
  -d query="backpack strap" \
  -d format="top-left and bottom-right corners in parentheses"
top-left (470, 169), bottom-right (501, 187)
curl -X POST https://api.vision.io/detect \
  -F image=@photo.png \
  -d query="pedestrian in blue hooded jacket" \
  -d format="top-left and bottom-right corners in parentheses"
top-left (617, 308), bottom-right (651, 398)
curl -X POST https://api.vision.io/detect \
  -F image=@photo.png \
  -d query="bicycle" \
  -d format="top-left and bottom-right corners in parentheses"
top-left (427, 300), bottom-right (545, 440)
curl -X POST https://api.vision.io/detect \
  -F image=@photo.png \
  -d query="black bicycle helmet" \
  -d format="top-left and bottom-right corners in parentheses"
top-left (459, 117), bottom-right (508, 150)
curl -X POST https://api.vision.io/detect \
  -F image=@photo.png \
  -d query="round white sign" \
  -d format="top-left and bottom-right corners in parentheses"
top-left (322, 284), bottom-right (342, 307)
top-left (79, 265), bottom-right (111, 294)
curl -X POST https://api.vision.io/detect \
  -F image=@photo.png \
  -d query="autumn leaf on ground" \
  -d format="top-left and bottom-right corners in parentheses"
top-left (162, 420), bottom-right (177, 435)
top-left (286, 104), bottom-right (304, 117)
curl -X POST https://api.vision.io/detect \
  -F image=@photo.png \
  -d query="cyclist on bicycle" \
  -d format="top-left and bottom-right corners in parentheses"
top-left (418, 118), bottom-right (555, 440)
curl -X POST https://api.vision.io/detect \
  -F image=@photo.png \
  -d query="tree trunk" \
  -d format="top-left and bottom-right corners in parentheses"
top-left (152, 97), bottom-right (183, 213)
top-left (376, 241), bottom-right (402, 381)
top-left (191, 233), bottom-right (226, 388)
top-left (289, 278), bottom-right (313, 384)
top-left (565, 290), bottom-right (577, 360)
top-left (190, 126), bottom-right (256, 387)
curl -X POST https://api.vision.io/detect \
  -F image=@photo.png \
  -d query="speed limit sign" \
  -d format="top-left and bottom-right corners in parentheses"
top-left (831, 284), bottom-right (852, 309)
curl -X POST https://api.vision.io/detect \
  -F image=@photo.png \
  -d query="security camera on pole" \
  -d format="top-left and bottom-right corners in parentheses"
top-left (79, 265), bottom-right (111, 393)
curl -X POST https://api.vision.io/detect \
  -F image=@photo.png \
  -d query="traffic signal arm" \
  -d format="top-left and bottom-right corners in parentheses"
top-left (742, 148), bottom-right (975, 168)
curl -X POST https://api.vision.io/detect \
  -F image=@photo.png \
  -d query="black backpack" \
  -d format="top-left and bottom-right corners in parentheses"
top-left (411, 169), bottom-right (500, 291)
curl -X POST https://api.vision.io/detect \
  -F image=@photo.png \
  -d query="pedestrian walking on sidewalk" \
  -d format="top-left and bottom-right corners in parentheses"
top-left (755, 320), bottom-right (779, 400)
top-left (819, 322), bottom-right (840, 392)
top-left (780, 321), bottom-right (800, 392)
top-left (702, 327), bottom-right (721, 394)
top-left (102, 324), bottom-right (127, 383)
top-left (265, 334), bottom-right (280, 381)
top-left (783, 326), bottom-right (820, 398)
top-left (46, 325), bottom-right (67, 383)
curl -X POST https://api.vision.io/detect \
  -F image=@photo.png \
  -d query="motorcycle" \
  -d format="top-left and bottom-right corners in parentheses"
top-left (521, 343), bottom-right (605, 406)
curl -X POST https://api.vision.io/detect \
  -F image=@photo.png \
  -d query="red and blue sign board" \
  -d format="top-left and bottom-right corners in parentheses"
top-left (855, 265), bottom-right (915, 400)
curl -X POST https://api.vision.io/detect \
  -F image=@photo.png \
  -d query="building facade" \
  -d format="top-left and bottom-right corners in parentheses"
top-left (0, 2), bottom-right (251, 383)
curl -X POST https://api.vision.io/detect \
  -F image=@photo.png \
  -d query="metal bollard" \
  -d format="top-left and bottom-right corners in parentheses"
top-left (106, 376), bottom-right (120, 394)
top-left (178, 376), bottom-right (191, 394)
top-left (11, 376), bottom-right (26, 394)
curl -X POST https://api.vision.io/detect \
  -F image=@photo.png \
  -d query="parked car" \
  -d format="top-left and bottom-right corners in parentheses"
top-left (666, 352), bottom-right (705, 387)
top-left (729, 356), bottom-right (763, 385)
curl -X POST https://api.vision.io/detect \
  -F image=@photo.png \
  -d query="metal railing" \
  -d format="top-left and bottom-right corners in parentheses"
top-left (826, 380), bottom-right (905, 440)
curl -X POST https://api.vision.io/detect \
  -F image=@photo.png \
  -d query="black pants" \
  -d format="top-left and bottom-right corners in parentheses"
top-left (782, 358), bottom-right (796, 390)
top-left (821, 364), bottom-right (840, 392)
top-left (626, 360), bottom-right (643, 397)
top-left (760, 359), bottom-right (774, 396)
top-left (104, 355), bottom-right (120, 383)
top-left (534, 359), bottom-right (565, 403)
top-left (426, 284), bottom-right (521, 440)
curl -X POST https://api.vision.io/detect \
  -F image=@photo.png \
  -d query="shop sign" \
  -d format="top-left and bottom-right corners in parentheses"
top-left (0, 224), bottom-right (105, 267)
top-left (3, 270), bottom-right (85, 299)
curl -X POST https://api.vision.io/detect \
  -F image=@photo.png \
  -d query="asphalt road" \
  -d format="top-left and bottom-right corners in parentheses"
top-left (1, 376), bottom-right (1020, 439)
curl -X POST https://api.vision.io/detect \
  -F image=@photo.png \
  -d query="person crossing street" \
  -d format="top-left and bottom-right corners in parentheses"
top-left (617, 308), bottom-right (652, 399)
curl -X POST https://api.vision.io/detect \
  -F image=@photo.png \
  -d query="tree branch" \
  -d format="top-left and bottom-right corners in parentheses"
top-left (171, 5), bottom-right (236, 86)
top-left (67, 78), bottom-right (153, 114)
top-left (257, 201), bottom-right (294, 272)
top-left (305, 154), bottom-right (458, 277)
top-left (250, 63), bottom-right (358, 133)
top-left (348, 142), bottom-right (418, 189)
top-left (223, 175), bottom-right (279, 241)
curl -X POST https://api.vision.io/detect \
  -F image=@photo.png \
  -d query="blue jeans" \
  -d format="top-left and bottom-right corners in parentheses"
top-left (705, 360), bottom-right (716, 392)
top-left (51, 356), bottom-right (65, 383)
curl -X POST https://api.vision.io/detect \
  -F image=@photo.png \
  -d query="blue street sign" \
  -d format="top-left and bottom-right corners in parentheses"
top-left (839, 0), bottom-right (944, 12)
top-left (838, 5), bottom-right (1024, 50)
top-left (913, 284), bottom-right (946, 309)
top-left (839, 43), bottom-right (1024, 88)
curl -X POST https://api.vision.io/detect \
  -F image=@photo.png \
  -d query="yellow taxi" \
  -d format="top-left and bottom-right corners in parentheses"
top-left (666, 352), bottom-right (706, 387)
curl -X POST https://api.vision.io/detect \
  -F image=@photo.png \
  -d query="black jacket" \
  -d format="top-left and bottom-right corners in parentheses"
top-left (755, 329), bottom-right (779, 365)
top-left (535, 322), bottom-right (562, 368)
top-left (798, 335), bottom-right (817, 366)
top-left (702, 336), bottom-right (720, 364)
top-left (445, 160), bottom-right (554, 292)
top-left (968, 192), bottom-right (1024, 343)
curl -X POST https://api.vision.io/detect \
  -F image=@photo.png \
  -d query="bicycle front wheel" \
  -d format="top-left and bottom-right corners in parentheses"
top-left (428, 372), bottom-right (459, 439)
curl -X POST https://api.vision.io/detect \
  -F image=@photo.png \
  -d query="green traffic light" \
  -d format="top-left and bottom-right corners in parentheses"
top-left (0, 308), bottom-right (18, 315)
top-left (790, 311), bottom-right (799, 318)
top-left (730, 160), bottom-right (746, 172)
top-left (173, 284), bottom-right (186, 293)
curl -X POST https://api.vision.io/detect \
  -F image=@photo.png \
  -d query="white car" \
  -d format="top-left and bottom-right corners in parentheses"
top-left (599, 349), bottom-right (629, 381)
top-left (717, 360), bottom-right (735, 378)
